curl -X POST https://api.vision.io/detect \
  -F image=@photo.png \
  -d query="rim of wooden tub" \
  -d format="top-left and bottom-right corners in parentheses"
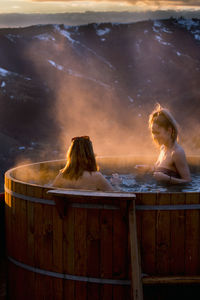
top-left (4, 156), bottom-right (200, 194)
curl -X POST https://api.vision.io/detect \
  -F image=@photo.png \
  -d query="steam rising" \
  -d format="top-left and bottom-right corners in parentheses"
top-left (12, 20), bottom-right (200, 168)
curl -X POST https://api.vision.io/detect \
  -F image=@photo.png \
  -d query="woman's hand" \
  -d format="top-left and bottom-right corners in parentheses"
top-left (153, 172), bottom-right (169, 182)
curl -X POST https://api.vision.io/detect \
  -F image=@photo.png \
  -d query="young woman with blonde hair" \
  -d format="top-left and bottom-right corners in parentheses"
top-left (136, 104), bottom-right (191, 184)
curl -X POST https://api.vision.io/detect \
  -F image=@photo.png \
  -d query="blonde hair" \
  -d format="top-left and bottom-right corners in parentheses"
top-left (61, 136), bottom-right (98, 180)
top-left (149, 104), bottom-right (178, 143)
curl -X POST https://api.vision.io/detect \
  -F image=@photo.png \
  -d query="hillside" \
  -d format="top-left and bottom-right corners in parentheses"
top-left (0, 17), bottom-right (200, 189)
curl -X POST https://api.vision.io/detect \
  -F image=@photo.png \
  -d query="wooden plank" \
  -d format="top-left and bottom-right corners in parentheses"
top-left (34, 186), bottom-right (45, 299)
top-left (141, 193), bottom-right (156, 275)
top-left (14, 181), bottom-right (29, 300)
top-left (113, 203), bottom-right (129, 299)
top-left (63, 206), bottom-right (75, 299)
top-left (100, 209), bottom-right (113, 300)
top-left (185, 192), bottom-right (200, 275)
top-left (134, 193), bottom-right (142, 282)
top-left (143, 275), bottom-right (200, 285)
top-left (129, 201), bottom-right (143, 300)
top-left (156, 193), bottom-right (171, 275)
top-left (170, 193), bottom-right (186, 275)
top-left (4, 176), bottom-right (12, 257)
top-left (74, 207), bottom-right (87, 300)
top-left (17, 182), bottom-right (28, 262)
top-left (87, 208), bottom-right (100, 300)
top-left (10, 180), bottom-right (17, 259)
top-left (7, 260), bottom-right (16, 299)
top-left (41, 189), bottom-right (54, 299)
top-left (26, 185), bottom-right (36, 300)
top-left (52, 199), bottom-right (63, 299)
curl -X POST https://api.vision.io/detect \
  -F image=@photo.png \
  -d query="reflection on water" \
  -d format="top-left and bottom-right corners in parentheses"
top-left (106, 173), bottom-right (200, 193)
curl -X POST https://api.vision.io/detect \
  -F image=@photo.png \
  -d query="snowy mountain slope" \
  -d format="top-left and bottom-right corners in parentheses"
top-left (0, 18), bottom-right (199, 157)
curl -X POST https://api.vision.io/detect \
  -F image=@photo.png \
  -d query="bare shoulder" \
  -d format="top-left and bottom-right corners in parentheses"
top-left (91, 171), bottom-right (106, 180)
top-left (93, 171), bottom-right (114, 191)
top-left (172, 144), bottom-right (186, 160)
top-left (83, 171), bottom-right (106, 182)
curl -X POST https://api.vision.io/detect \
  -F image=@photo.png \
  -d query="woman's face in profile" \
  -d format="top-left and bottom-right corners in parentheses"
top-left (151, 123), bottom-right (171, 146)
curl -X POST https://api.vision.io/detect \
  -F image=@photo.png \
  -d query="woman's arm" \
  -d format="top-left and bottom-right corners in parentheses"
top-left (153, 172), bottom-right (190, 184)
top-left (171, 148), bottom-right (191, 183)
top-left (154, 148), bottom-right (191, 184)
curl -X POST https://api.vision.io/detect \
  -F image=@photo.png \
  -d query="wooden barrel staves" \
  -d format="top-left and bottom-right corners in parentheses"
top-left (4, 164), bottom-right (140, 300)
top-left (4, 158), bottom-right (200, 299)
top-left (135, 192), bottom-right (200, 279)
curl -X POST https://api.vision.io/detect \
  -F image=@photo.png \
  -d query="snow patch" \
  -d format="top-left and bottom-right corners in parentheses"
top-left (6, 34), bottom-right (21, 43)
top-left (153, 21), bottom-right (172, 34)
top-left (1, 81), bottom-right (6, 88)
top-left (48, 60), bottom-right (64, 71)
top-left (177, 18), bottom-right (199, 30)
top-left (96, 28), bottom-right (111, 36)
top-left (34, 34), bottom-right (55, 41)
top-left (152, 26), bottom-right (159, 33)
top-left (54, 24), bottom-right (76, 44)
top-left (154, 21), bottom-right (162, 28)
top-left (48, 59), bottom-right (110, 88)
top-left (194, 32), bottom-right (200, 41)
top-left (128, 96), bottom-right (134, 103)
top-left (0, 66), bottom-right (31, 81)
top-left (176, 51), bottom-right (181, 56)
top-left (162, 27), bottom-right (172, 34)
top-left (0, 67), bottom-right (10, 77)
top-left (54, 25), bottom-right (114, 70)
top-left (155, 35), bottom-right (171, 46)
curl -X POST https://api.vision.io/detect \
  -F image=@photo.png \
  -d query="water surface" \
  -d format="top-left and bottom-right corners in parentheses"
top-left (106, 172), bottom-right (200, 193)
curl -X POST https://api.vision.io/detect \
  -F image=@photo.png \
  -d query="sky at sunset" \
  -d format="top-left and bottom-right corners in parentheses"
top-left (1, 0), bottom-right (200, 14)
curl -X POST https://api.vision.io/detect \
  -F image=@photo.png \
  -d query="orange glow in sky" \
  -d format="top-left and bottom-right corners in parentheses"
top-left (1, 0), bottom-right (200, 14)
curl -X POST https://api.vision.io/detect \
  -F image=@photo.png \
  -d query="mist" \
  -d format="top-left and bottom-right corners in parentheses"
top-left (0, 16), bottom-right (199, 180)
top-left (19, 19), bottom-right (200, 159)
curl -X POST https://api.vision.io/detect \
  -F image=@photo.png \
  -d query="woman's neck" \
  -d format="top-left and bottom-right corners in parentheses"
top-left (164, 140), bottom-right (176, 150)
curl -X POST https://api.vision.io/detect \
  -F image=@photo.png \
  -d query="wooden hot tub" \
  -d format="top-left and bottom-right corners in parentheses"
top-left (4, 156), bottom-right (200, 299)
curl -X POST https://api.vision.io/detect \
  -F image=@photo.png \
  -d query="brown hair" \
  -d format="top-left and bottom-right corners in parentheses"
top-left (149, 104), bottom-right (178, 143)
top-left (61, 136), bottom-right (98, 180)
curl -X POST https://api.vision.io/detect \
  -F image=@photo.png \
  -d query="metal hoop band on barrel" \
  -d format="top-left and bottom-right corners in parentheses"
top-left (5, 186), bottom-right (200, 211)
top-left (8, 256), bottom-right (131, 286)
top-left (4, 186), bottom-right (119, 210)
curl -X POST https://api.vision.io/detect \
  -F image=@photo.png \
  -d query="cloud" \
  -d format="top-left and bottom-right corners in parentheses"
top-left (30, 0), bottom-right (200, 5)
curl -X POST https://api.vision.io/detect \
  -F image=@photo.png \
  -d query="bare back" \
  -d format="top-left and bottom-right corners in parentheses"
top-left (52, 170), bottom-right (114, 192)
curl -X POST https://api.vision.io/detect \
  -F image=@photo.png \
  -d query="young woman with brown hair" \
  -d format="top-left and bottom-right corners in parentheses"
top-left (52, 136), bottom-right (115, 191)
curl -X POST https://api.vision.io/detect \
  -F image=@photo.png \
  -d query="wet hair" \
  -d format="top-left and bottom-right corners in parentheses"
top-left (149, 104), bottom-right (178, 143)
top-left (61, 136), bottom-right (98, 180)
